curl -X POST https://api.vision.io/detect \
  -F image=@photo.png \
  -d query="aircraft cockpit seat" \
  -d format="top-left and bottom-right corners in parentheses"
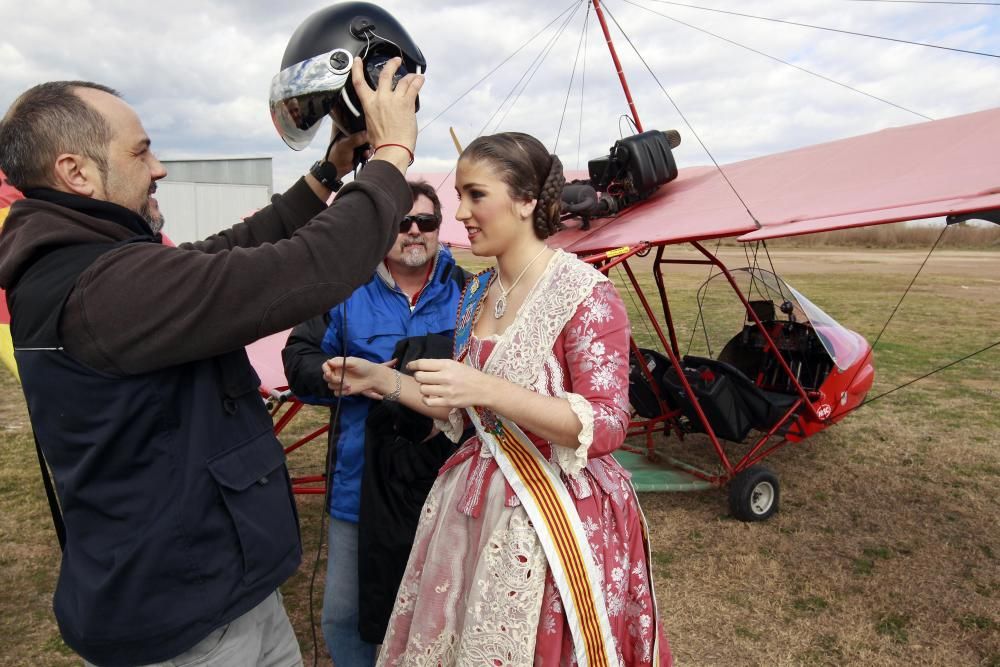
top-left (629, 348), bottom-right (799, 442)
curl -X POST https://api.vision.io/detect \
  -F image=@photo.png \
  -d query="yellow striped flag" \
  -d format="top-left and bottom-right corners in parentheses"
top-left (0, 168), bottom-right (22, 381)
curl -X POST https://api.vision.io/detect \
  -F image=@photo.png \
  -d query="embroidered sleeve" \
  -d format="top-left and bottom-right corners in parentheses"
top-left (434, 408), bottom-right (467, 443)
top-left (553, 392), bottom-right (595, 476)
top-left (557, 281), bottom-right (631, 464)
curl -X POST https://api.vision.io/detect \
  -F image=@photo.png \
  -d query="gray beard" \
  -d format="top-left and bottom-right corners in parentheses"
top-left (140, 203), bottom-right (164, 234)
top-left (400, 244), bottom-right (429, 267)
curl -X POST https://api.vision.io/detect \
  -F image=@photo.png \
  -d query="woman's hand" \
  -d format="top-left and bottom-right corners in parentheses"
top-left (407, 358), bottom-right (497, 409)
top-left (323, 357), bottom-right (395, 399)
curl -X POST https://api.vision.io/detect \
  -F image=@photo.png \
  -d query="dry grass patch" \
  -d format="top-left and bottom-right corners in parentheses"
top-left (1, 247), bottom-right (998, 666)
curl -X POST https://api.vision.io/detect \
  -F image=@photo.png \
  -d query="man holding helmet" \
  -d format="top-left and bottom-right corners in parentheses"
top-left (270, 1), bottom-right (426, 159)
top-left (0, 3), bottom-right (424, 663)
top-left (273, 5), bottom-right (437, 664)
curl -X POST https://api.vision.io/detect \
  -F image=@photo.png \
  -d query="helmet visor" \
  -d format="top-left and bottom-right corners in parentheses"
top-left (270, 49), bottom-right (354, 150)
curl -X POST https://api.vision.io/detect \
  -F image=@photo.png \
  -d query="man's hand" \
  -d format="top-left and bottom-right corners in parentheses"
top-left (305, 130), bottom-right (369, 201)
top-left (327, 130), bottom-right (370, 179)
top-left (351, 56), bottom-right (423, 174)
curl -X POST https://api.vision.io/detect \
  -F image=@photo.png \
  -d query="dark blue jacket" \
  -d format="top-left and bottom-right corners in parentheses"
top-left (282, 248), bottom-right (464, 522)
top-left (0, 165), bottom-right (412, 666)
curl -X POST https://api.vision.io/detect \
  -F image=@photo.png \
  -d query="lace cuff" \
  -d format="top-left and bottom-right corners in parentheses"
top-left (552, 393), bottom-right (594, 477)
top-left (434, 408), bottom-right (466, 443)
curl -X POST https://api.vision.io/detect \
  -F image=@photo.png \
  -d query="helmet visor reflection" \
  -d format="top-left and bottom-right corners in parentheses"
top-left (270, 49), bottom-right (353, 150)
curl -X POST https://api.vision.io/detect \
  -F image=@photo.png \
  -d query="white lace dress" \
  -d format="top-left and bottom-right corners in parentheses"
top-left (375, 251), bottom-right (671, 667)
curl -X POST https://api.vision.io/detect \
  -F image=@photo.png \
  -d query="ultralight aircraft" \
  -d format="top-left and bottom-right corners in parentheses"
top-left (253, 0), bottom-right (1000, 522)
top-left (2, 0), bottom-right (997, 523)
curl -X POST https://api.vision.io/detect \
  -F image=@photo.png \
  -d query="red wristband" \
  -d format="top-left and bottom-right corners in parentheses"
top-left (373, 143), bottom-right (415, 166)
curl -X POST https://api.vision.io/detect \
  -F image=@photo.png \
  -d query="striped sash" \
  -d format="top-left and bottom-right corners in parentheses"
top-left (453, 257), bottom-right (663, 666)
top-left (468, 407), bottom-right (618, 667)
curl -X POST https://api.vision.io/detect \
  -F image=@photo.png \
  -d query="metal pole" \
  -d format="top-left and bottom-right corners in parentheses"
top-left (592, 0), bottom-right (644, 132)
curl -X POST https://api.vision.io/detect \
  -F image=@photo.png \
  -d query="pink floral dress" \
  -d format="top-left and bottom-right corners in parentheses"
top-left (376, 250), bottom-right (671, 667)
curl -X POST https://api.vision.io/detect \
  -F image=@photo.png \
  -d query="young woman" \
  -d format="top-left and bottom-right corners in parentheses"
top-left (324, 132), bottom-right (671, 666)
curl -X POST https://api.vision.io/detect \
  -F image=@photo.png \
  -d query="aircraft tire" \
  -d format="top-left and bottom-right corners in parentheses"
top-left (729, 465), bottom-right (780, 522)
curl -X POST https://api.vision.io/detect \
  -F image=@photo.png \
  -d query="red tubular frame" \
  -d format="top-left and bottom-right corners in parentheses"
top-left (269, 240), bottom-right (822, 491)
top-left (267, 393), bottom-right (330, 495)
top-left (592, 0), bottom-right (644, 133)
top-left (652, 246), bottom-right (682, 357)
top-left (584, 241), bottom-right (823, 486)
top-left (689, 241), bottom-right (819, 420)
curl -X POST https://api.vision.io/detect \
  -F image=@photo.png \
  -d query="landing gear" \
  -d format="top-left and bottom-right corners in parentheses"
top-left (729, 465), bottom-right (780, 521)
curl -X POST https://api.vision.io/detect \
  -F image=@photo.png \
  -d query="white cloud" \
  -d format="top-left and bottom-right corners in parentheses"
top-left (1, 0), bottom-right (997, 193)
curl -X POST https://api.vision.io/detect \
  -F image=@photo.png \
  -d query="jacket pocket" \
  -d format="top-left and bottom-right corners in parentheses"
top-left (207, 430), bottom-right (300, 584)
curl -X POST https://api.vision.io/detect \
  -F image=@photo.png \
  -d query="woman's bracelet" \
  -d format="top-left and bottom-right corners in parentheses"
top-left (373, 143), bottom-right (415, 166)
top-left (384, 369), bottom-right (402, 402)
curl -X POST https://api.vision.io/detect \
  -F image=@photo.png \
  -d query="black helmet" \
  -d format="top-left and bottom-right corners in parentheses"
top-left (269, 1), bottom-right (426, 150)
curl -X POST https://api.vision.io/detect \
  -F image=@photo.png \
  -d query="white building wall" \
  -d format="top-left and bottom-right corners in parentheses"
top-left (156, 182), bottom-right (271, 245)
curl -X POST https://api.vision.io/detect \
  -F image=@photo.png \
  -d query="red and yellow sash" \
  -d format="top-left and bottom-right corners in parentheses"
top-left (454, 256), bottom-right (662, 666)
top-left (467, 406), bottom-right (618, 667)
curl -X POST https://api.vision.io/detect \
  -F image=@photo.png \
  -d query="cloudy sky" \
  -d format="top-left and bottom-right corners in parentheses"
top-left (1, 0), bottom-right (997, 192)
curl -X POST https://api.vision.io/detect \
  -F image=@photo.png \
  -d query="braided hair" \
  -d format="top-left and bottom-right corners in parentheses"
top-left (460, 132), bottom-right (565, 239)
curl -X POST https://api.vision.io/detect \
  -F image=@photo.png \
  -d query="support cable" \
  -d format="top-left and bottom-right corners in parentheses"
top-left (639, 0), bottom-right (1000, 59)
top-left (841, 0), bottom-right (1000, 6)
top-left (843, 223), bottom-right (949, 394)
top-left (743, 240), bottom-right (765, 302)
top-left (493, 1), bottom-right (585, 133)
top-left (577, 7), bottom-right (590, 169)
top-left (616, 266), bottom-right (658, 346)
top-left (433, 1), bottom-right (582, 193)
top-left (602, 2), bottom-right (761, 226)
top-left (555, 5), bottom-right (592, 152)
top-left (856, 339), bottom-right (1000, 409)
top-left (686, 239), bottom-right (723, 356)
top-left (620, 0), bottom-right (932, 120)
top-left (419, 0), bottom-right (580, 133)
top-left (869, 225), bottom-right (948, 355)
top-left (761, 240), bottom-right (789, 303)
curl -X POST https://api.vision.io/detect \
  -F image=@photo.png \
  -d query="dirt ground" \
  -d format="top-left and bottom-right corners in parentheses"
top-left (1, 247), bottom-right (998, 666)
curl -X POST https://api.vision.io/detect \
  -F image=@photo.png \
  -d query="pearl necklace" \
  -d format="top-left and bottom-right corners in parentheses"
top-left (493, 246), bottom-right (549, 319)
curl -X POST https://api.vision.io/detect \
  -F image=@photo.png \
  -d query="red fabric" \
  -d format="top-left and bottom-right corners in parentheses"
top-left (419, 106), bottom-right (1000, 250)
top-left (0, 169), bottom-right (21, 209)
top-left (244, 329), bottom-right (292, 393)
top-left (0, 169), bottom-right (22, 326)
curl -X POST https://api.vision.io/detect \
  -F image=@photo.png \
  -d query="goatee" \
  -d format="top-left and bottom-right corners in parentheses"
top-left (140, 204), bottom-right (164, 234)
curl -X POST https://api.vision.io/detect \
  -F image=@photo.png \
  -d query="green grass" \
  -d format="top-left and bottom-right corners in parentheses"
top-left (792, 596), bottom-right (830, 614)
top-left (3, 247), bottom-right (999, 666)
top-left (875, 612), bottom-right (910, 644)
top-left (957, 614), bottom-right (997, 631)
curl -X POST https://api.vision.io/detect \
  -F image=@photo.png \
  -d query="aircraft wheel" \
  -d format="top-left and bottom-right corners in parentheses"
top-left (728, 465), bottom-right (780, 522)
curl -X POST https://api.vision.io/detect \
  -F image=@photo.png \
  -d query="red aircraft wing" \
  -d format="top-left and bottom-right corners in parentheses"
top-left (422, 107), bottom-right (1000, 252)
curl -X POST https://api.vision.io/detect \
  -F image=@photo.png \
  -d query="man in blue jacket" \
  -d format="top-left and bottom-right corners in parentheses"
top-left (282, 180), bottom-right (464, 664)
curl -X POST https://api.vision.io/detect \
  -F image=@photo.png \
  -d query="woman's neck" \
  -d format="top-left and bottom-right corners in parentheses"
top-left (496, 239), bottom-right (550, 286)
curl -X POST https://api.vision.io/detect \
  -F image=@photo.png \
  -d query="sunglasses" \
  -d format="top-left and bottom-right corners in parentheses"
top-left (399, 214), bottom-right (441, 234)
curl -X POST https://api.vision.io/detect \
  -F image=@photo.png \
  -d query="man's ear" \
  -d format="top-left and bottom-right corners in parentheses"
top-left (52, 153), bottom-right (101, 198)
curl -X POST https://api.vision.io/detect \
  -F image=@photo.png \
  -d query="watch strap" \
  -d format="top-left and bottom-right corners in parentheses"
top-left (310, 160), bottom-right (343, 191)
